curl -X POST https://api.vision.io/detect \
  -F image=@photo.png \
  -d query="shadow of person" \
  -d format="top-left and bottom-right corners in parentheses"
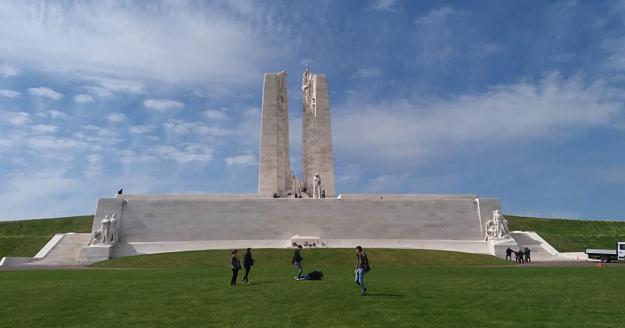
top-left (364, 293), bottom-right (403, 297)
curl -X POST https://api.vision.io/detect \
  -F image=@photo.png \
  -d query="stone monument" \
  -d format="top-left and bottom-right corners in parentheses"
top-left (301, 67), bottom-right (335, 197)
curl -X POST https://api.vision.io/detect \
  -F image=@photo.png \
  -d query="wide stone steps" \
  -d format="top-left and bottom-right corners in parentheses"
top-left (509, 232), bottom-right (557, 261)
top-left (30, 233), bottom-right (91, 265)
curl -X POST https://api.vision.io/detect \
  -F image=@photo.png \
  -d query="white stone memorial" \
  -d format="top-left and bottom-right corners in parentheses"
top-left (72, 69), bottom-right (515, 264)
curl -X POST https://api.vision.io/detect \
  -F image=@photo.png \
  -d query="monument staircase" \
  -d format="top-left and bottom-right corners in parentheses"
top-left (28, 233), bottom-right (90, 266)
top-left (508, 231), bottom-right (587, 262)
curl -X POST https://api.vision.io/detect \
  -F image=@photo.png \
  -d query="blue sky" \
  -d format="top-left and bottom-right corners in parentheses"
top-left (0, 0), bottom-right (624, 220)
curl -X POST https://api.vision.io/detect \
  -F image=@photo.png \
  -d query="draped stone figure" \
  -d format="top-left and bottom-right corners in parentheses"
top-left (484, 209), bottom-right (510, 240)
top-left (313, 173), bottom-right (322, 199)
top-left (109, 214), bottom-right (119, 243)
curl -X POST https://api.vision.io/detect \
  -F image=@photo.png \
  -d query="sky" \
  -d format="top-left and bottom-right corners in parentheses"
top-left (0, 0), bottom-right (624, 221)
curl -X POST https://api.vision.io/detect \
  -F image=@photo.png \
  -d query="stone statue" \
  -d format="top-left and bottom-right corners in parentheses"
top-left (301, 66), bottom-right (313, 106)
top-left (88, 214), bottom-right (112, 245)
top-left (493, 209), bottom-right (509, 238)
top-left (313, 173), bottom-right (322, 199)
top-left (484, 209), bottom-right (510, 241)
top-left (109, 214), bottom-right (119, 243)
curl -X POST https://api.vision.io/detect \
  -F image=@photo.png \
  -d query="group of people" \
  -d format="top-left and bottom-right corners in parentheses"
top-left (505, 247), bottom-right (531, 264)
top-left (229, 245), bottom-right (371, 295)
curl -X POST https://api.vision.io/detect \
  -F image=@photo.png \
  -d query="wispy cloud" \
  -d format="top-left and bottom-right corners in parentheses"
top-left (370, 0), bottom-right (399, 11)
top-left (106, 112), bottom-right (128, 123)
top-left (27, 87), bottom-right (63, 100)
top-left (335, 73), bottom-right (623, 164)
top-left (144, 99), bottom-right (185, 111)
top-left (415, 6), bottom-right (458, 25)
top-left (352, 67), bottom-right (382, 78)
top-left (225, 154), bottom-right (257, 166)
top-left (0, 89), bottom-right (20, 98)
top-left (154, 143), bottom-right (213, 164)
top-left (1, 111), bottom-right (30, 126)
top-left (74, 94), bottom-right (94, 104)
top-left (0, 64), bottom-right (19, 78)
top-left (0, 1), bottom-right (278, 85)
top-left (203, 109), bottom-right (228, 120)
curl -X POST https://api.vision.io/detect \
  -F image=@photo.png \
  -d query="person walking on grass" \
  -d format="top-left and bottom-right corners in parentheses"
top-left (292, 244), bottom-right (304, 280)
top-left (242, 248), bottom-right (254, 284)
top-left (355, 246), bottom-right (370, 296)
top-left (230, 249), bottom-right (241, 286)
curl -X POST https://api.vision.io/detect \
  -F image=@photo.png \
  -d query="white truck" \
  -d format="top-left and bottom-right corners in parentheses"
top-left (585, 242), bottom-right (625, 263)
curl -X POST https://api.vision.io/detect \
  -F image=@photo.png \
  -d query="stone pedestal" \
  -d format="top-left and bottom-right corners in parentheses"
top-left (77, 245), bottom-right (112, 265)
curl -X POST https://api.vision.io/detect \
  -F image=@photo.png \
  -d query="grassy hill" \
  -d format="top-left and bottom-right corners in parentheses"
top-left (507, 215), bottom-right (625, 252)
top-left (2, 248), bottom-right (625, 327)
top-left (0, 215), bottom-right (92, 257)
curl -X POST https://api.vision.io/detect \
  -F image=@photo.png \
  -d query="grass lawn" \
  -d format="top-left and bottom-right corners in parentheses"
top-left (2, 248), bottom-right (624, 328)
top-left (0, 216), bottom-right (93, 257)
top-left (507, 215), bottom-right (625, 252)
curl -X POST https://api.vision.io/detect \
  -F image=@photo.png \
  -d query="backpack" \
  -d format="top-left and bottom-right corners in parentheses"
top-left (308, 270), bottom-right (324, 280)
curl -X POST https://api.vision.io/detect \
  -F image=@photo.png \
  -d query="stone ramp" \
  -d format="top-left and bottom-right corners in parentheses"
top-left (508, 231), bottom-right (587, 262)
top-left (28, 233), bottom-right (90, 266)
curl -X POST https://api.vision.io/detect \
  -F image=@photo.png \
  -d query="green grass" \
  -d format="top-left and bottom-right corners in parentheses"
top-left (0, 215), bottom-right (93, 257)
top-left (507, 215), bottom-right (625, 252)
top-left (2, 248), bottom-right (625, 328)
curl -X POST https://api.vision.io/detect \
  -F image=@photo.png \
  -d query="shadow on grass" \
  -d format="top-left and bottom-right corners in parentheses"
top-left (248, 281), bottom-right (277, 286)
top-left (365, 293), bottom-right (403, 297)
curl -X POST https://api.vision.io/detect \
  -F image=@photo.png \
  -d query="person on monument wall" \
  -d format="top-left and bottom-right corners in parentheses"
top-left (354, 246), bottom-right (371, 296)
top-left (230, 249), bottom-right (241, 286)
top-left (242, 248), bottom-right (254, 285)
top-left (292, 245), bottom-right (304, 280)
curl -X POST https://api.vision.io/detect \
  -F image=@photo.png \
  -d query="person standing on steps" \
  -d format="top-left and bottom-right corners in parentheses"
top-left (243, 248), bottom-right (254, 284)
top-left (230, 249), bottom-right (241, 286)
top-left (355, 246), bottom-right (370, 295)
top-left (292, 244), bottom-right (304, 280)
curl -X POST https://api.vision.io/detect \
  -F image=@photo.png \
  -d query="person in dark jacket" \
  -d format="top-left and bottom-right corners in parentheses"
top-left (524, 247), bottom-right (531, 263)
top-left (505, 247), bottom-right (513, 261)
top-left (230, 249), bottom-right (241, 286)
top-left (355, 246), bottom-right (370, 295)
top-left (292, 245), bottom-right (303, 279)
top-left (242, 248), bottom-right (254, 284)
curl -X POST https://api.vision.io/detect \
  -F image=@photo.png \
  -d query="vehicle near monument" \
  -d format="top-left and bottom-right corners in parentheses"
top-left (585, 242), bottom-right (625, 262)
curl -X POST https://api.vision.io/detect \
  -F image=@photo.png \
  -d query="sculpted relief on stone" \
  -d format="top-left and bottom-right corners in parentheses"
top-left (484, 209), bottom-right (510, 241)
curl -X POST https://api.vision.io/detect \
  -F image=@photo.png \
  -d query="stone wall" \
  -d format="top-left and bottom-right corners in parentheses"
top-left (91, 194), bottom-right (498, 257)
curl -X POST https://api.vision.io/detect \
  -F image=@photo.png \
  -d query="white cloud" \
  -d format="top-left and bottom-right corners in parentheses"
top-left (129, 125), bottom-right (153, 135)
top-left (83, 86), bottom-right (113, 98)
top-left (203, 109), bottom-right (228, 120)
top-left (0, 2), bottom-right (276, 85)
top-left (370, 0), bottom-right (399, 11)
top-left (43, 110), bottom-right (67, 119)
top-left (31, 124), bottom-right (58, 134)
top-left (106, 112), bottom-right (128, 123)
top-left (334, 73), bottom-right (624, 164)
top-left (0, 64), bottom-right (19, 78)
top-left (144, 99), bottom-right (185, 111)
top-left (415, 6), bottom-right (458, 25)
top-left (0, 89), bottom-right (20, 98)
top-left (1, 111), bottom-right (30, 126)
top-left (26, 136), bottom-right (86, 151)
top-left (224, 154), bottom-right (257, 166)
top-left (352, 68), bottom-right (382, 78)
top-left (154, 143), bottom-right (213, 164)
top-left (28, 87), bottom-right (63, 100)
top-left (163, 119), bottom-right (231, 137)
top-left (74, 94), bottom-right (94, 103)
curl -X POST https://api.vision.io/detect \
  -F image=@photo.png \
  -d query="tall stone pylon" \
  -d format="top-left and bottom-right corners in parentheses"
top-left (258, 71), bottom-right (291, 196)
top-left (301, 68), bottom-right (335, 197)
